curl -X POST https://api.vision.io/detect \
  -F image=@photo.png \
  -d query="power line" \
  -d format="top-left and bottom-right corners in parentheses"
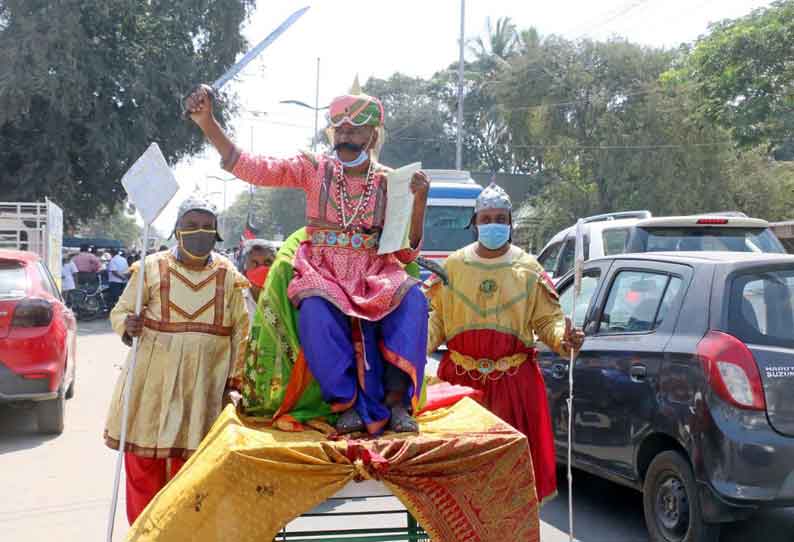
top-left (464, 87), bottom-right (662, 117)
top-left (385, 134), bottom-right (735, 151)
top-left (566, 0), bottom-right (655, 38)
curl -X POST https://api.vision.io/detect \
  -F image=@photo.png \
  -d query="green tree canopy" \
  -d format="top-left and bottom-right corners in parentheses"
top-left (220, 187), bottom-right (306, 247)
top-left (77, 207), bottom-right (143, 247)
top-left (0, 0), bottom-right (254, 224)
top-left (362, 74), bottom-right (456, 169)
top-left (666, 0), bottom-right (794, 151)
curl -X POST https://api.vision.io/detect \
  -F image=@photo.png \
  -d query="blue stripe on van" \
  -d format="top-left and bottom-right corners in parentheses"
top-left (428, 184), bottom-right (484, 199)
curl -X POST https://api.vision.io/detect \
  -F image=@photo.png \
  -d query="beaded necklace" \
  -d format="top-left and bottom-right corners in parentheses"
top-left (335, 160), bottom-right (376, 230)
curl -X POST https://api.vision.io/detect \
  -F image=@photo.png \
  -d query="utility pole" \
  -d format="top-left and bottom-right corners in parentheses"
top-left (455, 0), bottom-right (465, 171)
top-left (313, 57), bottom-right (320, 152)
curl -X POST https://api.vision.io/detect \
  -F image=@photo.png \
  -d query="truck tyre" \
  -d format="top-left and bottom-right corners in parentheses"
top-left (37, 395), bottom-right (65, 434)
top-left (643, 450), bottom-right (720, 542)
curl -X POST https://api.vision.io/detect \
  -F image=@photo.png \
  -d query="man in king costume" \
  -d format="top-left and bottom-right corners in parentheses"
top-left (425, 183), bottom-right (585, 504)
top-left (185, 80), bottom-right (429, 435)
top-left (104, 195), bottom-right (250, 523)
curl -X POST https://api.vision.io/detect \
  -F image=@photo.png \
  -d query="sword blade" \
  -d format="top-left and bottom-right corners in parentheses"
top-left (212, 6), bottom-right (310, 90)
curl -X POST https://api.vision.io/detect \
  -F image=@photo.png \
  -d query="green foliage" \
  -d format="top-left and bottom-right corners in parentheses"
top-left (670, 0), bottom-right (794, 150)
top-left (0, 0), bottom-right (254, 224)
top-left (220, 188), bottom-right (306, 247)
top-left (77, 207), bottom-right (143, 247)
top-left (363, 74), bottom-right (456, 169)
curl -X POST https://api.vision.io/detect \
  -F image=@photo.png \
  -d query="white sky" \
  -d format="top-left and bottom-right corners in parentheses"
top-left (158, 0), bottom-right (772, 232)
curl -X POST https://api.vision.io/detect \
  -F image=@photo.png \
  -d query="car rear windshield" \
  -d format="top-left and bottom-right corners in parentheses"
top-left (422, 205), bottom-right (476, 252)
top-left (635, 227), bottom-right (785, 253)
top-left (602, 228), bottom-right (629, 255)
top-left (0, 261), bottom-right (27, 298)
top-left (728, 268), bottom-right (794, 349)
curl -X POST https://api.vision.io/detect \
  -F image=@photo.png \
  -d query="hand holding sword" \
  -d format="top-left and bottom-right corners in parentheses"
top-left (184, 6), bottom-right (309, 169)
top-left (562, 316), bottom-right (585, 353)
top-left (184, 5), bottom-right (308, 118)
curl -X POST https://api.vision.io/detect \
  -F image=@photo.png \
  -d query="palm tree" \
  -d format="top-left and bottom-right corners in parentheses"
top-left (468, 17), bottom-right (519, 68)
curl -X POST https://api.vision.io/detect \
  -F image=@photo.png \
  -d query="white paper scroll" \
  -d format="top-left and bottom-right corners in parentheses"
top-left (378, 162), bottom-right (421, 255)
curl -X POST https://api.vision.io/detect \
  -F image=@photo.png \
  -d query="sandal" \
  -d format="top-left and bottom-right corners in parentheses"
top-left (388, 405), bottom-right (418, 433)
top-left (336, 409), bottom-right (365, 434)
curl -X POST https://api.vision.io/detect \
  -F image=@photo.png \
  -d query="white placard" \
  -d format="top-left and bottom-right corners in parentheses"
top-left (121, 143), bottom-right (179, 225)
top-left (378, 162), bottom-right (421, 255)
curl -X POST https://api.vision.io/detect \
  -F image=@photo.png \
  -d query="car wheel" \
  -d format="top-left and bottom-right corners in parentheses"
top-left (65, 371), bottom-right (75, 400)
top-left (36, 395), bottom-right (65, 435)
top-left (643, 450), bottom-right (720, 542)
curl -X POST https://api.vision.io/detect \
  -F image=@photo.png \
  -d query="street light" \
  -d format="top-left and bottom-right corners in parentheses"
top-left (279, 57), bottom-right (327, 151)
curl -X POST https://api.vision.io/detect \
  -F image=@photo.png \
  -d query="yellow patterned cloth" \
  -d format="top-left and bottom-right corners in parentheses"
top-left (126, 398), bottom-right (539, 542)
top-left (104, 251), bottom-right (250, 459)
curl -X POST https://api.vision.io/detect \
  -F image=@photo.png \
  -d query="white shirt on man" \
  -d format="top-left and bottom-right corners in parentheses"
top-left (61, 261), bottom-right (78, 291)
top-left (107, 254), bottom-right (130, 283)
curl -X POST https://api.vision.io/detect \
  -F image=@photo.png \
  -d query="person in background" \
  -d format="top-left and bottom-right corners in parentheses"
top-left (99, 251), bottom-right (111, 285)
top-left (244, 242), bottom-right (276, 300)
top-left (158, 245), bottom-right (169, 252)
top-left (107, 248), bottom-right (130, 310)
top-left (73, 244), bottom-right (102, 288)
top-left (61, 255), bottom-right (79, 307)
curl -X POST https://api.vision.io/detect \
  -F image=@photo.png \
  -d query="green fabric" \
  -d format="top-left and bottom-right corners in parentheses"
top-left (242, 228), bottom-right (334, 422)
top-left (242, 228), bottom-right (427, 421)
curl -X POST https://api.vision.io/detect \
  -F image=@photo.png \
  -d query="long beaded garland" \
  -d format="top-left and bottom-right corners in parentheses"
top-left (335, 160), bottom-right (376, 230)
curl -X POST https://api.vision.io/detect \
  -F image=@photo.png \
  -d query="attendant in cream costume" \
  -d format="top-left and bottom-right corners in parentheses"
top-left (425, 183), bottom-right (585, 505)
top-left (103, 195), bottom-right (250, 524)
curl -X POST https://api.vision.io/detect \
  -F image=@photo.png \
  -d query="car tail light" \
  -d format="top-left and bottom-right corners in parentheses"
top-left (11, 299), bottom-right (53, 328)
top-left (22, 372), bottom-right (49, 380)
top-left (697, 330), bottom-right (765, 410)
top-left (697, 218), bottom-right (729, 225)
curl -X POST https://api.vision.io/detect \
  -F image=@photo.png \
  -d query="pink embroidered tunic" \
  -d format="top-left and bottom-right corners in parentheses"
top-left (227, 151), bottom-right (420, 321)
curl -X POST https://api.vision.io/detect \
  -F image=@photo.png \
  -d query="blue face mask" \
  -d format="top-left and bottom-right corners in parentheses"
top-left (477, 223), bottom-right (511, 250)
top-left (332, 150), bottom-right (369, 168)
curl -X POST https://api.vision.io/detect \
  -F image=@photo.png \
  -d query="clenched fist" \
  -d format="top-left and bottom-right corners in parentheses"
top-left (184, 84), bottom-right (215, 127)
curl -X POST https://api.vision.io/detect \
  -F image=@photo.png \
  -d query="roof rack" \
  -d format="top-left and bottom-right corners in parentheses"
top-left (582, 210), bottom-right (652, 224)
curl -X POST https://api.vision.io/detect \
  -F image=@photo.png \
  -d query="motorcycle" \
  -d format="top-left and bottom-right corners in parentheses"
top-left (71, 277), bottom-right (113, 321)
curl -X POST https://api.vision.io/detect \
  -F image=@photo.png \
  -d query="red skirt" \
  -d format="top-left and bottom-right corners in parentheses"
top-left (438, 329), bottom-right (557, 503)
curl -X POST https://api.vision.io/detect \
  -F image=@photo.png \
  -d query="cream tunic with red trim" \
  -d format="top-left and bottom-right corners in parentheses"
top-left (104, 251), bottom-right (250, 459)
top-left (226, 151), bottom-right (419, 321)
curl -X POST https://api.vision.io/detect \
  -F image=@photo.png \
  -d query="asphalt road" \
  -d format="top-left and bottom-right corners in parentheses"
top-left (0, 319), bottom-right (792, 541)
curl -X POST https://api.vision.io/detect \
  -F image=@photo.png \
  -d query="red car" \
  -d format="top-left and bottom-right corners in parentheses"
top-left (0, 250), bottom-right (76, 433)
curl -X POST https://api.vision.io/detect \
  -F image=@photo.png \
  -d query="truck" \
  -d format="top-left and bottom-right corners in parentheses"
top-left (0, 200), bottom-right (64, 288)
top-left (419, 170), bottom-right (484, 280)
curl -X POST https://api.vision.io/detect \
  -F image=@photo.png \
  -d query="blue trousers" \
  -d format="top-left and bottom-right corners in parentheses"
top-left (298, 285), bottom-right (428, 433)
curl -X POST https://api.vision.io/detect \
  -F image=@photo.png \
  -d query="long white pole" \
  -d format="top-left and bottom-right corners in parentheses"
top-left (567, 219), bottom-right (584, 542)
top-left (222, 181), bottom-right (227, 243)
top-left (455, 0), bottom-right (465, 170)
top-left (106, 224), bottom-right (150, 541)
top-left (567, 318), bottom-right (576, 542)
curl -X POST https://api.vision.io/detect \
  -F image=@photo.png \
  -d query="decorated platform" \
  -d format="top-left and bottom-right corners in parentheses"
top-left (125, 398), bottom-right (540, 542)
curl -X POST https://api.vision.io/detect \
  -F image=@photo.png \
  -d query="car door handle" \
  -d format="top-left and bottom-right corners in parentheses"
top-left (630, 364), bottom-right (647, 383)
top-left (551, 363), bottom-right (568, 379)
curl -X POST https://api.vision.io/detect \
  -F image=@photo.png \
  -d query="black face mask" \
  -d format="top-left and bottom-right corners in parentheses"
top-left (176, 229), bottom-right (217, 259)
